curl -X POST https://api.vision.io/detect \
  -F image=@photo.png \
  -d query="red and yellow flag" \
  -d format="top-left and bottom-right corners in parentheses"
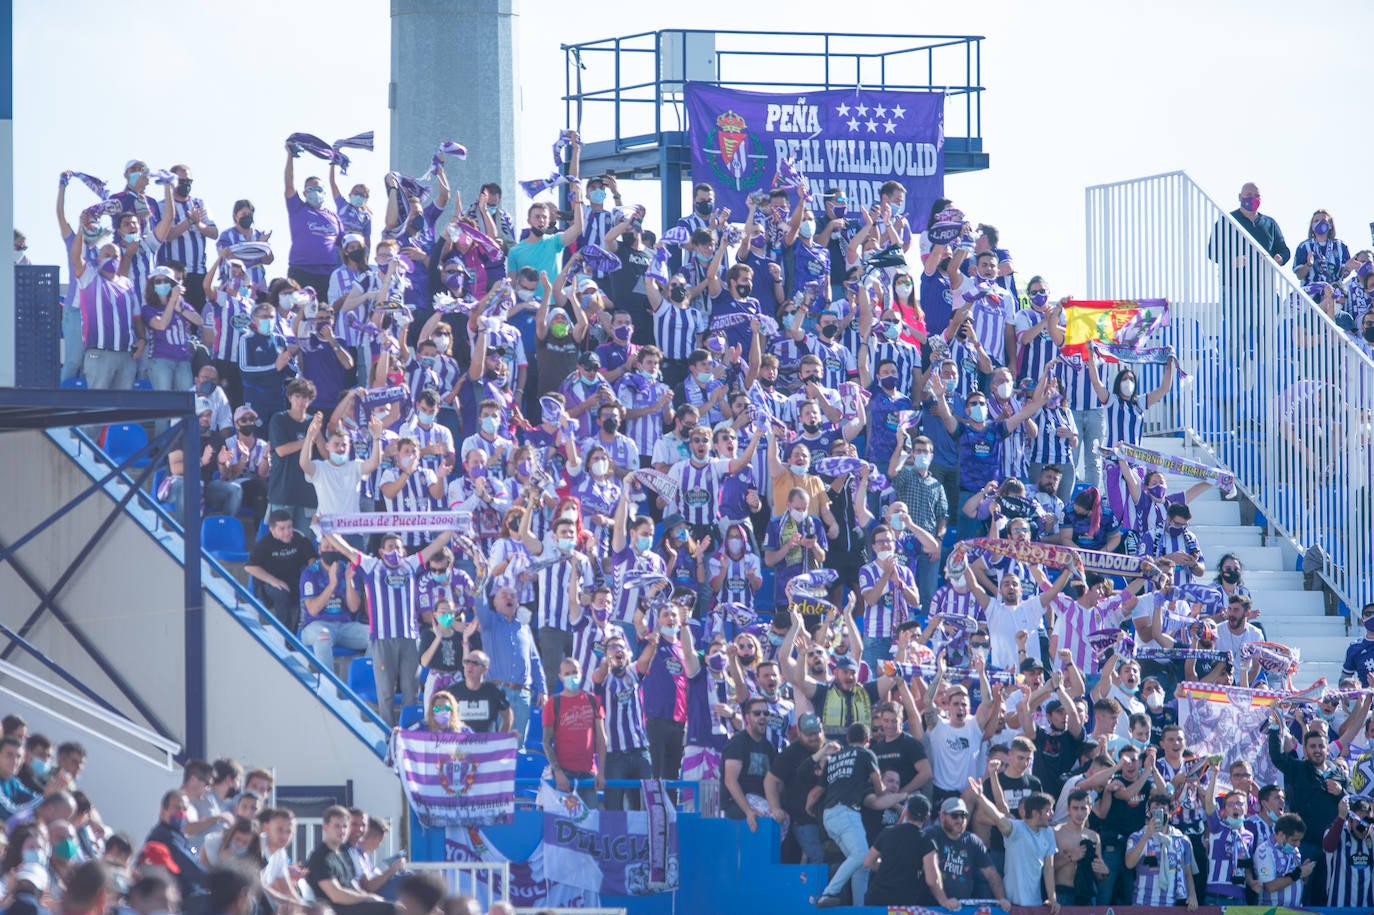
top-left (1060, 298), bottom-right (1170, 362)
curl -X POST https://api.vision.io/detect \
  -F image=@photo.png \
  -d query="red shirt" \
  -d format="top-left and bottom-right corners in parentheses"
top-left (543, 690), bottom-right (603, 773)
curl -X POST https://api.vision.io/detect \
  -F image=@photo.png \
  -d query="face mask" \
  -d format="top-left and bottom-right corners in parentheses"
top-left (100, 256), bottom-right (120, 275)
top-left (888, 197), bottom-right (904, 215)
top-left (1313, 220), bottom-right (1330, 236)
top-left (601, 418), bottom-right (619, 434)
top-left (169, 813), bottom-right (187, 830)
top-left (894, 280), bottom-right (913, 298)
top-left (1147, 483), bottom-right (1167, 500)
top-left (695, 370), bottom-right (714, 385)
top-left (21, 849), bottom-right (44, 865)
top-left (550, 322), bottom-right (570, 338)
top-left (153, 281), bottom-right (175, 298)
top-left (968, 404), bottom-right (987, 422)
top-left (1145, 692), bottom-right (1163, 710)
top-left (388, 372), bottom-right (405, 386)
top-left (636, 535), bottom-right (653, 552)
top-left (1047, 394), bottom-right (1064, 410)
top-left (876, 549), bottom-right (895, 562)
top-left (781, 313), bottom-right (795, 330)
top-left (347, 193), bottom-right (367, 208)
top-left (883, 322), bottom-right (901, 340)
top-left (556, 536), bottom-right (575, 552)
top-left (944, 377), bottom-right (958, 393)
top-left (798, 221), bottom-right (815, 239)
top-left (707, 653), bottom-right (729, 673)
top-left (912, 453), bottom-right (932, 471)
top-left (382, 549), bottom-right (404, 567)
top-left (237, 213), bottom-right (253, 229)
top-left (731, 282), bottom-right (752, 298)
top-left (669, 285), bottom-right (688, 303)
top-left (1364, 327), bottom-right (1374, 344)
top-left (1266, 809), bottom-right (1279, 822)
top-left (789, 508), bottom-right (807, 523)
top-left (1221, 569), bottom-right (1240, 584)
top-left (588, 188), bottom-right (608, 205)
top-left (432, 709), bottom-right (453, 726)
top-left (1241, 195), bottom-right (1261, 212)
top-left (694, 200), bottom-right (713, 217)
top-left (256, 318), bottom-right (274, 335)
top-left (889, 516), bottom-right (906, 533)
top-left (1031, 292), bottom-right (1049, 308)
top-left (591, 459), bottom-right (610, 477)
top-left (481, 416), bottom-right (499, 435)
top-left (1223, 815), bottom-right (1245, 829)
top-left (610, 663), bottom-right (628, 676)
top-left (727, 536), bottom-right (745, 554)
top-left (879, 375), bottom-right (899, 391)
top-left (819, 323), bottom-right (839, 340)
top-left (994, 381), bottom-right (1011, 400)
top-left (327, 451), bottom-right (350, 467)
top-left (1166, 523), bottom-right (1186, 535)
top-left (304, 188), bottom-right (325, 206)
top-left (1120, 380), bottom-right (1136, 398)
top-left (126, 170), bottom-right (145, 186)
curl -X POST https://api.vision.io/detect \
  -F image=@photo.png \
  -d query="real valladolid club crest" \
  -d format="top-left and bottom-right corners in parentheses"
top-left (703, 109), bottom-right (767, 189)
top-left (437, 745), bottom-right (478, 796)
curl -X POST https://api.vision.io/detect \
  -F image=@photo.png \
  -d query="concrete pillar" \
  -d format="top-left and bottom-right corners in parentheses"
top-left (390, 0), bottom-right (519, 207)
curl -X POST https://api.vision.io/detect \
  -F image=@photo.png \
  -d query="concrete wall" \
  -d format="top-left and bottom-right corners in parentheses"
top-left (390, 0), bottom-right (520, 205)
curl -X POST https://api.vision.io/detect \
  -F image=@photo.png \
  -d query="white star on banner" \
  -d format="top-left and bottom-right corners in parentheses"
top-left (855, 103), bottom-right (869, 117)
top-left (835, 102), bottom-right (851, 118)
top-left (866, 119), bottom-right (878, 132)
top-left (847, 117), bottom-right (860, 132)
top-left (883, 120), bottom-right (897, 134)
top-left (892, 105), bottom-right (906, 119)
top-left (874, 104), bottom-right (888, 118)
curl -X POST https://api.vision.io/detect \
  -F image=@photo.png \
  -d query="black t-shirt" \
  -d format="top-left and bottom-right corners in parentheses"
top-left (267, 412), bottom-right (317, 507)
top-left (720, 731), bottom-right (777, 818)
top-left (448, 681), bottom-right (511, 732)
top-left (419, 629), bottom-right (464, 673)
top-left (248, 531), bottom-right (317, 585)
top-left (768, 739), bottom-right (823, 825)
top-left (982, 769), bottom-right (1042, 853)
top-left (822, 745), bottom-right (879, 810)
top-left (925, 825), bottom-right (993, 898)
top-left (866, 823), bottom-right (938, 906)
top-left (1031, 725), bottom-right (1086, 797)
top-left (1091, 771), bottom-right (1154, 844)
top-left (305, 842), bottom-right (357, 900)
top-left (870, 732), bottom-right (928, 789)
top-left (613, 240), bottom-right (653, 343)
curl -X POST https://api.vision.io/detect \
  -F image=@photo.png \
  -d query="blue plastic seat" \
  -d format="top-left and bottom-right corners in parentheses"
top-left (59, 377), bottom-right (87, 389)
top-left (132, 378), bottom-right (153, 391)
top-left (399, 705), bottom-right (425, 729)
top-left (201, 516), bottom-right (249, 563)
top-left (102, 423), bottom-right (152, 468)
top-left (348, 657), bottom-right (378, 703)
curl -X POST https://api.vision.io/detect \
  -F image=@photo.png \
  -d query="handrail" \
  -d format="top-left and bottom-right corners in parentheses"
top-left (1084, 171), bottom-right (1374, 610)
top-left (0, 658), bottom-right (180, 769)
top-left (45, 428), bottom-right (391, 754)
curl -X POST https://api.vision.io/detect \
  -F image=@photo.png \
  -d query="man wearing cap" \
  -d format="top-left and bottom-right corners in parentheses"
top-left (863, 793), bottom-right (959, 907)
top-left (1341, 603), bottom-right (1374, 683)
top-left (791, 640), bottom-right (893, 746)
top-left (1019, 674), bottom-right (1086, 799)
top-left (6, 861), bottom-right (50, 915)
top-left (283, 142), bottom-right (345, 299)
top-left (765, 711), bottom-right (828, 864)
top-left (535, 271), bottom-right (587, 402)
top-left (1323, 794), bottom-right (1374, 906)
top-left (721, 696), bottom-right (778, 830)
top-left (111, 159), bottom-right (156, 223)
top-left (217, 405), bottom-right (271, 525)
top-left (560, 351), bottom-right (615, 440)
top-left (158, 165), bottom-right (217, 307)
top-left (929, 795), bottom-right (1012, 907)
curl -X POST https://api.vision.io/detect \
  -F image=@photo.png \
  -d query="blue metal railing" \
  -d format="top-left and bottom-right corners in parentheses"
top-left (46, 428), bottom-right (391, 756)
top-left (563, 29), bottom-right (984, 155)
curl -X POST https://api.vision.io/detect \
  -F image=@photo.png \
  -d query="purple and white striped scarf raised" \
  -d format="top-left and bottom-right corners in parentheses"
top-left (391, 729), bottom-right (517, 828)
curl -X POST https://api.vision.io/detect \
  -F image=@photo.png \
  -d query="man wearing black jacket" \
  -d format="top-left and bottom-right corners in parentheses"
top-left (1268, 713), bottom-right (1349, 905)
top-left (144, 791), bottom-right (207, 900)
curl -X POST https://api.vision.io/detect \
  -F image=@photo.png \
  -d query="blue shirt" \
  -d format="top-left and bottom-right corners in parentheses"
top-left (474, 594), bottom-right (548, 696)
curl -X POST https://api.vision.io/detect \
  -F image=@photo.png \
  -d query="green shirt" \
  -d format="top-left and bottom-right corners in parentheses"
top-left (505, 233), bottom-right (566, 281)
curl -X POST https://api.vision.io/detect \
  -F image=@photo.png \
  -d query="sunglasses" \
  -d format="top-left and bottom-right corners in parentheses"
top-left (432, 705), bottom-right (452, 713)
top-left (749, 710), bottom-right (769, 717)
top-left (462, 659), bottom-right (485, 667)
top-left (946, 812), bottom-right (968, 819)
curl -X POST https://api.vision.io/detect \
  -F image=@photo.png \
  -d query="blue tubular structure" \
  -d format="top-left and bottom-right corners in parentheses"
top-left (47, 427), bottom-right (390, 757)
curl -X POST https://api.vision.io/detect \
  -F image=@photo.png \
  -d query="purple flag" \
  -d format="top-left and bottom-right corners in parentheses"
top-left (424, 140), bottom-right (468, 180)
top-left (579, 243), bottom-right (622, 274)
top-left (390, 729), bottom-right (517, 828)
top-left (659, 226), bottom-right (691, 246)
top-left (519, 171), bottom-right (571, 198)
top-left (685, 84), bottom-right (945, 225)
top-left (646, 247), bottom-right (671, 284)
top-left (286, 132), bottom-right (336, 162)
top-left (927, 207), bottom-right (966, 244)
top-left (390, 172), bottom-right (431, 203)
top-left (332, 130), bottom-right (375, 152)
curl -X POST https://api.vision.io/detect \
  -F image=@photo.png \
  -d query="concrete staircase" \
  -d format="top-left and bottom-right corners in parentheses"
top-left (1141, 436), bottom-right (1350, 687)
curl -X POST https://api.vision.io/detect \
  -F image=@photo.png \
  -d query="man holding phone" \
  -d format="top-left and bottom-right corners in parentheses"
top-left (1124, 793), bottom-right (1200, 908)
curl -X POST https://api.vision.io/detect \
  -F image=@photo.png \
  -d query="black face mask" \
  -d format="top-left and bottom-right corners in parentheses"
top-left (176, 180), bottom-right (193, 197)
top-left (348, 248), bottom-right (367, 264)
top-left (197, 381), bottom-right (216, 395)
top-left (236, 423), bottom-right (256, 433)
top-left (669, 285), bottom-right (687, 303)
top-left (528, 225), bottom-right (544, 238)
top-left (1220, 570), bottom-right (1240, 584)
top-left (694, 200), bottom-right (714, 217)
top-left (1364, 326), bottom-right (1374, 343)
top-left (601, 418), bottom-right (619, 434)
top-left (237, 214), bottom-right (253, 229)
top-left (758, 376), bottom-right (774, 388)
top-left (802, 422), bottom-right (820, 434)
top-left (801, 375), bottom-right (820, 385)
top-left (820, 324), bottom-right (839, 339)
top-left (734, 283), bottom-right (751, 298)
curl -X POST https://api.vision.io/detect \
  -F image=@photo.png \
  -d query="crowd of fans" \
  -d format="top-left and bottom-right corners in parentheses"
top-left (19, 133), bottom-right (1374, 912)
top-left (0, 713), bottom-right (538, 915)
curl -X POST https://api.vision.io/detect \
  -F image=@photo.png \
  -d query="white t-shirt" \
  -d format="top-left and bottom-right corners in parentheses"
top-left (986, 597), bottom-right (1046, 670)
top-left (1005, 818), bottom-right (1058, 905)
top-left (1214, 623), bottom-right (1263, 664)
top-left (307, 458), bottom-right (364, 516)
top-left (261, 845), bottom-right (290, 889)
top-left (1107, 683), bottom-right (1146, 739)
top-left (928, 717), bottom-right (984, 791)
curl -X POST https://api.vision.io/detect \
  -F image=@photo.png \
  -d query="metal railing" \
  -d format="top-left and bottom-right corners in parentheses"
top-left (563, 29), bottom-right (983, 153)
top-left (1085, 170), bottom-right (1374, 609)
top-left (409, 862), bottom-right (510, 910)
top-left (45, 427), bottom-right (391, 756)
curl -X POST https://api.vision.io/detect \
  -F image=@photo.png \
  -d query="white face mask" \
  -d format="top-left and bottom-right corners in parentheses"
top-left (994, 381), bottom-right (1011, 400)
top-left (591, 459), bottom-right (610, 477)
top-left (968, 404), bottom-right (988, 423)
top-left (789, 508), bottom-right (807, 523)
top-left (876, 549), bottom-right (895, 562)
top-left (1120, 380), bottom-right (1136, 398)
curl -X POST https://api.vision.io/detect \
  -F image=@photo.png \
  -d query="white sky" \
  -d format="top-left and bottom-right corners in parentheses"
top-left (14, 0), bottom-right (1374, 294)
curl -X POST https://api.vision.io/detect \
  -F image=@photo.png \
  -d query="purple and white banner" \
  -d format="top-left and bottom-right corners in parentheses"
top-left (538, 783), bottom-right (679, 896)
top-left (318, 511), bottom-right (469, 536)
top-left (391, 730), bottom-right (517, 828)
top-left (685, 83), bottom-right (945, 222)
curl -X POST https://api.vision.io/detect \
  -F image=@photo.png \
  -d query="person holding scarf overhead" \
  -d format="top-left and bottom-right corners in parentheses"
top-left (283, 140), bottom-right (343, 300)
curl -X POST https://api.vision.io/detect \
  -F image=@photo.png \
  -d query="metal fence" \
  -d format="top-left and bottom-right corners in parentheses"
top-left (408, 861), bottom-right (511, 911)
top-left (1085, 170), bottom-right (1374, 609)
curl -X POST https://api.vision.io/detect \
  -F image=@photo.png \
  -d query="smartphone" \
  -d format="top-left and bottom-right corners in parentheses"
top-left (1152, 809), bottom-right (1167, 829)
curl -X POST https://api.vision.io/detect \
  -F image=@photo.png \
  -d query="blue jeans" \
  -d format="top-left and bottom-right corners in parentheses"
top-left (146, 357), bottom-right (194, 432)
top-left (169, 478), bottom-right (242, 519)
top-left (862, 635), bottom-right (891, 671)
top-left (793, 823), bottom-right (825, 864)
top-left (502, 685), bottom-right (531, 749)
top-left (821, 805), bottom-right (869, 902)
top-left (603, 747), bottom-right (652, 811)
top-left (915, 551), bottom-right (939, 615)
top-left (301, 619), bottom-right (370, 667)
top-left (1097, 842), bottom-right (1134, 904)
top-left (61, 304), bottom-right (85, 382)
top-left (1072, 408), bottom-right (1105, 491)
top-left (84, 349), bottom-right (135, 390)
